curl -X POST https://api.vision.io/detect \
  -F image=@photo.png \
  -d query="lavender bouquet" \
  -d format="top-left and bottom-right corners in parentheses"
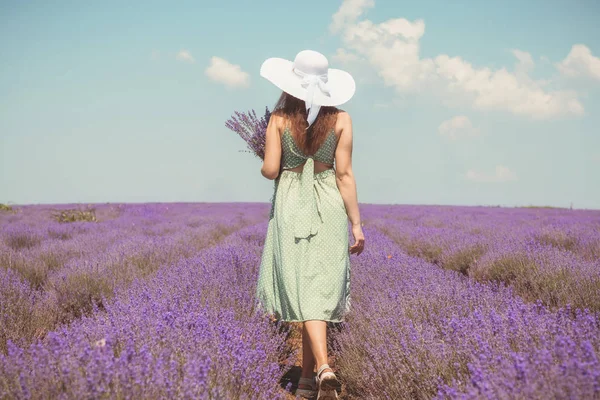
top-left (225, 107), bottom-right (271, 160)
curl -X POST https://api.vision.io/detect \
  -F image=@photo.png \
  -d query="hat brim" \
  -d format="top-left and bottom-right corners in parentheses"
top-left (260, 57), bottom-right (356, 107)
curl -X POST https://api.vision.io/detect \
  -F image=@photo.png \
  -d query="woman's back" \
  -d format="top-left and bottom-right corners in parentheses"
top-left (281, 126), bottom-right (337, 173)
top-left (277, 107), bottom-right (349, 174)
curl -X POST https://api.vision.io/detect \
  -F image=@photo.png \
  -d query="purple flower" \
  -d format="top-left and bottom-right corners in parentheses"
top-left (225, 106), bottom-right (271, 160)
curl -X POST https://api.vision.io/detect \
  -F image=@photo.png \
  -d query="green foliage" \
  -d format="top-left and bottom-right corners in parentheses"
top-left (0, 204), bottom-right (14, 212)
top-left (51, 207), bottom-right (97, 223)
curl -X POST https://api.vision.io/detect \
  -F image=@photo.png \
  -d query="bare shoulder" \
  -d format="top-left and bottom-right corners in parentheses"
top-left (269, 110), bottom-right (285, 124)
top-left (268, 111), bottom-right (286, 134)
top-left (335, 110), bottom-right (352, 137)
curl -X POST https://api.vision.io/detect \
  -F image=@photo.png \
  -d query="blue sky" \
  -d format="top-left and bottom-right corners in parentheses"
top-left (1, 0), bottom-right (599, 209)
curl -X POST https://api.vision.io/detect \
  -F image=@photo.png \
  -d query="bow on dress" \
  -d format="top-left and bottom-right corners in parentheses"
top-left (293, 156), bottom-right (322, 241)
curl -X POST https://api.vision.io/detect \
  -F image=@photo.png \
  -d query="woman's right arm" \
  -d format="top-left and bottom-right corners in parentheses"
top-left (261, 113), bottom-right (282, 180)
top-left (335, 111), bottom-right (365, 255)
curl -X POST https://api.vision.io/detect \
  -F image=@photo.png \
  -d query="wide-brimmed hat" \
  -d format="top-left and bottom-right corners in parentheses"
top-left (260, 49), bottom-right (356, 127)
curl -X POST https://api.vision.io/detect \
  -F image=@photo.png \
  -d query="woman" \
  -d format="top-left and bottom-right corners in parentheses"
top-left (255, 49), bottom-right (364, 400)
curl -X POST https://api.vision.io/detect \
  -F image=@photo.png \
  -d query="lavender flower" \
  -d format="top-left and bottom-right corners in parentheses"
top-left (225, 107), bottom-right (271, 160)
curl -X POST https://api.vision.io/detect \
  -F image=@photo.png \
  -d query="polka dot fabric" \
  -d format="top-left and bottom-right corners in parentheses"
top-left (255, 126), bottom-right (351, 323)
top-left (281, 127), bottom-right (338, 168)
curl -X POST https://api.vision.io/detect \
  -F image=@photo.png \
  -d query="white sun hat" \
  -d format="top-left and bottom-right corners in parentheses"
top-left (260, 49), bottom-right (356, 127)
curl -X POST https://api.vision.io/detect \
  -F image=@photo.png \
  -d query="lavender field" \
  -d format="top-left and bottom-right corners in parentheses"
top-left (1, 203), bottom-right (599, 399)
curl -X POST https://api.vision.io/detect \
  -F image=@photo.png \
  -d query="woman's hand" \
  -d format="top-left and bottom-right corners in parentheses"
top-left (349, 223), bottom-right (365, 256)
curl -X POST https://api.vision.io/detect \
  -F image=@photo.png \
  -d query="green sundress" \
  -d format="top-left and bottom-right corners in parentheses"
top-left (255, 126), bottom-right (351, 323)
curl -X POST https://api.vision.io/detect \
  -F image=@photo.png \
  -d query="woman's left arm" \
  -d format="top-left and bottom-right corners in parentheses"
top-left (261, 114), bottom-right (282, 180)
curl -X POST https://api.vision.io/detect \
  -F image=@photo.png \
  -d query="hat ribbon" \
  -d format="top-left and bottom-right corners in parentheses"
top-left (293, 67), bottom-right (331, 128)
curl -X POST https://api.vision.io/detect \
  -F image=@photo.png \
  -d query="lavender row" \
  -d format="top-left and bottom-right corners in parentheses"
top-left (0, 203), bottom-right (268, 353)
top-left (1, 222), bottom-right (292, 399)
top-left (330, 226), bottom-right (599, 399)
top-left (364, 205), bottom-right (600, 312)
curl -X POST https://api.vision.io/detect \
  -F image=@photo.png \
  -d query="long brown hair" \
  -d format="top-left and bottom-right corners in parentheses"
top-left (272, 91), bottom-right (341, 155)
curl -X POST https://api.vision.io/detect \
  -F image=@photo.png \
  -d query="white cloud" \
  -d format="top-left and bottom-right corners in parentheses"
top-left (438, 116), bottom-right (480, 140)
top-left (512, 49), bottom-right (534, 74)
top-left (205, 56), bottom-right (250, 89)
top-left (332, 48), bottom-right (360, 64)
top-left (466, 165), bottom-right (517, 183)
top-left (331, 0), bottom-right (585, 119)
top-left (176, 50), bottom-right (195, 63)
top-left (556, 44), bottom-right (600, 81)
top-left (330, 0), bottom-right (374, 34)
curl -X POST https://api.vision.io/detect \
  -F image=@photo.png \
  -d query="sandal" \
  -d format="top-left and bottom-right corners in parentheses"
top-left (316, 363), bottom-right (340, 400)
top-left (296, 376), bottom-right (317, 399)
